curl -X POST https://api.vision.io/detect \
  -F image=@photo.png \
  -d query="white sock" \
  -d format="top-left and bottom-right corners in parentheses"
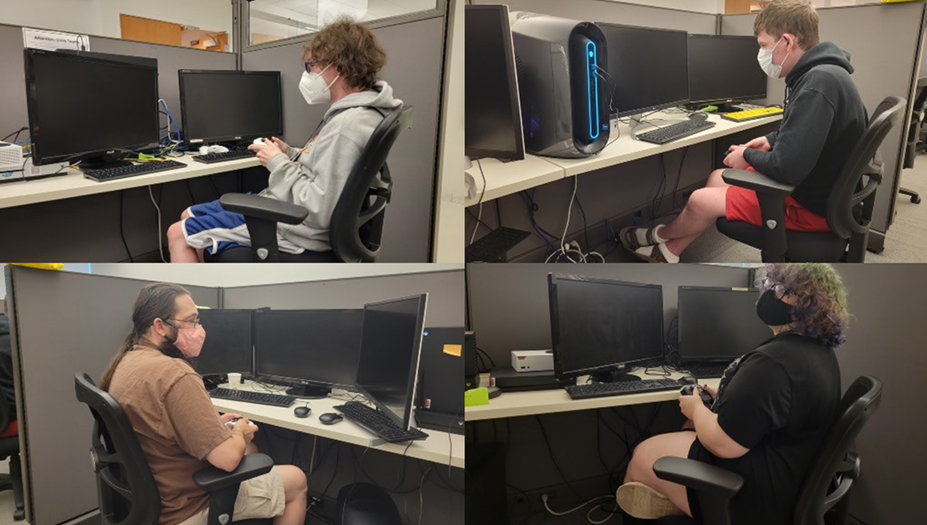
top-left (653, 225), bottom-right (668, 244)
top-left (658, 242), bottom-right (680, 263)
top-left (634, 225), bottom-right (668, 246)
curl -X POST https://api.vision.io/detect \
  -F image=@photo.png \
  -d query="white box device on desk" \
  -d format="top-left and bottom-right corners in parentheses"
top-left (511, 349), bottom-right (554, 372)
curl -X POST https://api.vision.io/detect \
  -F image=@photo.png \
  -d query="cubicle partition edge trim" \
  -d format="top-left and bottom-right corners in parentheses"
top-left (3, 267), bottom-right (33, 524)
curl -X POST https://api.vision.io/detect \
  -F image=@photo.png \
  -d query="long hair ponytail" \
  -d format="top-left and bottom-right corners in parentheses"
top-left (99, 282), bottom-right (191, 391)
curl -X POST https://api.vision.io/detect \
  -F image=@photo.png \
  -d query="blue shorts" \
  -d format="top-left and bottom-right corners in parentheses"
top-left (182, 199), bottom-right (306, 255)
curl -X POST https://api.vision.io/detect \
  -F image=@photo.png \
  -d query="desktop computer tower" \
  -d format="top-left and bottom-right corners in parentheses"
top-left (509, 12), bottom-right (610, 158)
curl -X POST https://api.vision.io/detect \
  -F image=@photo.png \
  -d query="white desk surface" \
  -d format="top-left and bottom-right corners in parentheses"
top-left (465, 369), bottom-right (722, 422)
top-left (0, 154), bottom-right (260, 210)
top-left (465, 112), bottom-right (783, 205)
top-left (210, 383), bottom-right (464, 469)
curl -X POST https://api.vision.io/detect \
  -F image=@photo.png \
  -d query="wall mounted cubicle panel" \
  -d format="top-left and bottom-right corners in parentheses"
top-left (466, 263), bottom-right (751, 366)
top-left (5, 267), bottom-right (219, 525)
top-left (222, 269), bottom-right (465, 327)
top-left (722, 2), bottom-right (927, 242)
top-left (241, 17), bottom-right (446, 262)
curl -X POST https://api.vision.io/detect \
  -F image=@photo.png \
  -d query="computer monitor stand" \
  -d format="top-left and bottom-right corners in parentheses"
top-left (79, 152), bottom-right (133, 171)
top-left (588, 368), bottom-right (641, 384)
top-left (683, 102), bottom-right (745, 113)
top-left (285, 384), bottom-right (332, 398)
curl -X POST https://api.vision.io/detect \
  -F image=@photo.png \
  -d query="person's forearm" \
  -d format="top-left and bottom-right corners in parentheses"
top-left (228, 432), bottom-right (248, 465)
top-left (692, 405), bottom-right (726, 457)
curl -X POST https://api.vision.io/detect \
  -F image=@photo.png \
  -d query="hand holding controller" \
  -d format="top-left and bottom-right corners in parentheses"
top-left (252, 138), bottom-right (267, 146)
top-left (680, 384), bottom-right (714, 409)
top-left (225, 418), bottom-right (258, 430)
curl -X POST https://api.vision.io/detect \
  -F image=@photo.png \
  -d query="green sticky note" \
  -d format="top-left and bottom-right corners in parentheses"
top-left (465, 388), bottom-right (490, 407)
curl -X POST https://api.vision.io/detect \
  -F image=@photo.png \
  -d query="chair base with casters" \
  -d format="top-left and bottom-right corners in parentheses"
top-left (716, 96), bottom-right (906, 263)
top-left (0, 439), bottom-right (24, 521)
top-left (74, 373), bottom-right (278, 525)
top-left (899, 187), bottom-right (921, 204)
top-left (643, 376), bottom-right (881, 525)
top-left (335, 483), bottom-right (401, 525)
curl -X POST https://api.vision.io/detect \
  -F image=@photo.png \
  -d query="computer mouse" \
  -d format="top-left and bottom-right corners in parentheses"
top-left (319, 412), bottom-right (343, 425)
top-left (677, 375), bottom-right (698, 386)
top-left (293, 406), bottom-right (312, 418)
top-left (689, 112), bottom-right (709, 121)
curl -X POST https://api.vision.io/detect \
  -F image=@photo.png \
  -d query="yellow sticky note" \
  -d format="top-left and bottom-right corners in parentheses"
top-left (443, 344), bottom-right (462, 357)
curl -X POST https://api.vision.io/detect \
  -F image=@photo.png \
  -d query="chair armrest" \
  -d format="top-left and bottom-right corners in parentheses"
top-left (721, 169), bottom-right (796, 198)
top-left (193, 453), bottom-right (273, 493)
top-left (653, 457), bottom-right (744, 498)
top-left (219, 194), bottom-right (308, 225)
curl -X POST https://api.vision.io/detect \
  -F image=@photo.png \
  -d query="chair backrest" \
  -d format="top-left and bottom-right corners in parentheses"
top-left (74, 373), bottom-right (161, 525)
top-left (826, 96), bottom-right (906, 240)
top-left (330, 105), bottom-right (412, 263)
top-left (793, 376), bottom-right (882, 525)
top-left (904, 85), bottom-right (927, 169)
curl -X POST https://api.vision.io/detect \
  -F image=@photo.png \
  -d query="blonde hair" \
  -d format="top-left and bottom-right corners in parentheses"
top-left (754, 0), bottom-right (820, 51)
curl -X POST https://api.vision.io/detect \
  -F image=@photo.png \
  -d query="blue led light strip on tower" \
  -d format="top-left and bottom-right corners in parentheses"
top-left (586, 41), bottom-right (600, 140)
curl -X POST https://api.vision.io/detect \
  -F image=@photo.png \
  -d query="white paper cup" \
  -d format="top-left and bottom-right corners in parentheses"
top-left (228, 373), bottom-right (242, 390)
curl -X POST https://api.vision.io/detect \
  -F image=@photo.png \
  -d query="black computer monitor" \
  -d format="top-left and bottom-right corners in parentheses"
top-left (196, 309), bottom-right (254, 376)
top-left (464, 5), bottom-right (525, 161)
top-left (253, 309), bottom-right (365, 397)
top-left (355, 294), bottom-right (428, 431)
top-left (548, 274), bottom-right (665, 381)
top-left (596, 23), bottom-right (689, 118)
top-left (24, 49), bottom-right (160, 167)
top-left (677, 286), bottom-right (772, 361)
top-left (179, 70), bottom-right (283, 146)
top-left (687, 35), bottom-right (767, 107)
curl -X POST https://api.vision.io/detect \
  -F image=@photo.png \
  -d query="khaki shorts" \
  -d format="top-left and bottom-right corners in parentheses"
top-left (179, 467), bottom-right (286, 525)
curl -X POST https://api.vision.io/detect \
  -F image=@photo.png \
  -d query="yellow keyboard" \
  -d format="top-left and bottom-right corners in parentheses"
top-left (721, 107), bottom-right (784, 122)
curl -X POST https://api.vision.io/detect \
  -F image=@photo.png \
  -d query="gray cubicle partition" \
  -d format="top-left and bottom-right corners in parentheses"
top-left (5, 267), bottom-right (220, 525)
top-left (240, 16), bottom-right (447, 262)
top-left (222, 268), bottom-right (465, 327)
top-left (466, 263), bottom-right (751, 366)
top-left (722, 2), bottom-right (927, 248)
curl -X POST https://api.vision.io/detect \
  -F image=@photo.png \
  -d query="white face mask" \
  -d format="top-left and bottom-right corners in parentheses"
top-left (299, 65), bottom-right (340, 105)
top-left (757, 38), bottom-right (790, 79)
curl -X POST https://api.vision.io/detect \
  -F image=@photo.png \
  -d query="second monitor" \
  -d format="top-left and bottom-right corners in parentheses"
top-left (179, 70), bottom-right (284, 146)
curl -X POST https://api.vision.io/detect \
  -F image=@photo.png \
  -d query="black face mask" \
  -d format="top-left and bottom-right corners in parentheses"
top-left (756, 289), bottom-right (793, 326)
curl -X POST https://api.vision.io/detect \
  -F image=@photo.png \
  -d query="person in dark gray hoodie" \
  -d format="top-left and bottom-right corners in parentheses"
top-left (168, 20), bottom-right (402, 262)
top-left (620, 0), bottom-right (867, 263)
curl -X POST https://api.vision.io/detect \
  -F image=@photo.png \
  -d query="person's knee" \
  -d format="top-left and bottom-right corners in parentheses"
top-left (181, 209), bottom-right (192, 220)
top-left (167, 221), bottom-right (185, 243)
top-left (707, 169), bottom-right (726, 187)
top-left (280, 466), bottom-right (308, 500)
top-left (626, 438), bottom-right (657, 483)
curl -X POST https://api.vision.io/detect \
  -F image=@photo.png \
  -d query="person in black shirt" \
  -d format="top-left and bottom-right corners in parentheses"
top-left (617, 263), bottom-right (848, 525)
top-left (0, 299), bottom-right (15, 420)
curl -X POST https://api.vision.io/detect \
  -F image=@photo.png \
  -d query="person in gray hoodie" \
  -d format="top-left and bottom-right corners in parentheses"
top-left (620, 0), bottom-right (867, 263)
top-left (168, 19), bottom-right (402, 262)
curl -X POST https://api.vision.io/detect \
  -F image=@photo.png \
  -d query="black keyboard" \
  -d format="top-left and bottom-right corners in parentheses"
top-left (192, 150), bottom-right (257, 164)
top-left (466, 227), bottom-right (531, 263)
top-left (565, 379), bottom-right (680, 400)
top-left (636, 120), bottom-right (716, 145)
top-left (334, 401), bottom-right (429, 443)
top-left (83, 160), bottom-right (186, 182)
top-left (680, 363), bottom-right (733, 379)
top-left (210, 388), bottom-right (296, 407)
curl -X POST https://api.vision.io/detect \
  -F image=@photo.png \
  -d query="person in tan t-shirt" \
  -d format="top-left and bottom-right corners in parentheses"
top-left (99, 283), bottom-right (308, 525)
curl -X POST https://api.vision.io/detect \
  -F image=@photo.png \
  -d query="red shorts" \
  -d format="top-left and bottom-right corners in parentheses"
top-left (725, 167), bottom-right (829, 232)
top-left (0, 420), bottom-right (17, 438)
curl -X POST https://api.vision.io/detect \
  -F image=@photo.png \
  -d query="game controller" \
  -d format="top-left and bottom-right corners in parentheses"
top-left (199, 145), bottom-right (229, 155)
top-left (225, 418), bottom-right (258, 430)
top-left (680, 384), bottom-right (714, 409)
top-left (252, 138), bottom-right (267, 146)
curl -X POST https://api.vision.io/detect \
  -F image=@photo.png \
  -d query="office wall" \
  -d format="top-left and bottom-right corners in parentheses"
top-left (241, 16), bottom-right (447, 262)
top-left (6, 267), bottom-right (220, 525)
top-left (223, 268), bottom-right (465, 327)
top-left (466, 263), bottom-right (751, 365)
top-left (475, 0), bottom-right (718, 33)
top-left (721, 2), bottom-right (927, 238)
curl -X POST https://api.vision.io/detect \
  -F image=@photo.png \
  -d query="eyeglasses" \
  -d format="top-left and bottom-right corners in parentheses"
top-left (762, 279), bottom-right (799, 299)
top-left (167, 317), bottom-right (201, 328)
top-left (304, 60), bottom-right (322, 74)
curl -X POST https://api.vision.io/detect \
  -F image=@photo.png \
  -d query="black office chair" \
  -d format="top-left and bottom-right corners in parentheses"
top-left (649, 375), bottom-right (882, 525)
top-left (715, 96), bottom-right (906, 262)
top-left (73, 373), bottom-right (274, 525)
top-left (335, 483), bottom-right (402, 525)
top-left (0, 393), bottom-right (23, 521)
top-left (901, 82), bottom-right (927, 204)
top-left (205, 105), bottom-right (413, 263)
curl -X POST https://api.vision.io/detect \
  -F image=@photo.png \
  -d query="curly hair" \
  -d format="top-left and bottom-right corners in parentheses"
top-left (757, 264), bottom-right (849, 348)
top-left (304, 18), bottom-right (387, 90)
